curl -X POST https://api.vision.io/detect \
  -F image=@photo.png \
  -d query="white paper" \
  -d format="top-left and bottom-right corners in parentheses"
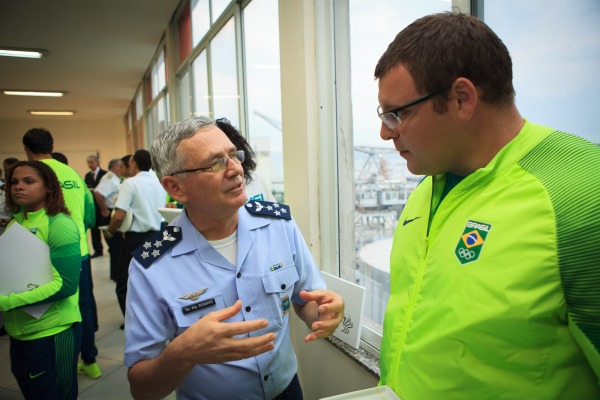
top-left (321, 272), bottom-right (366, 349)
top-left (0, 223), bottom-right (54, 318)
top-left (158, 207), bottom-right (182, 224)
top-left (320, 385), bottom-right (400, 400)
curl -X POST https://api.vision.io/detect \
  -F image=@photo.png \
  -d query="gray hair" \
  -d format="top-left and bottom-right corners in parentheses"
top-left (107, 158), bottom-right (121, 170)
top-left (151, 116), bottom-right (215, 180)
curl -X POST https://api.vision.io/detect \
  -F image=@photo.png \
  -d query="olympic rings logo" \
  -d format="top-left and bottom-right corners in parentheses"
top-left (458, 248), bottom-right (475, 260)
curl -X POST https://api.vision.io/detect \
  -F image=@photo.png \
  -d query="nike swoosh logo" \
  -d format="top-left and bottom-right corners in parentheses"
top-left (403, 216), bottom-right (421, 226)
top-left (29, 371), bottom-right (46, 379)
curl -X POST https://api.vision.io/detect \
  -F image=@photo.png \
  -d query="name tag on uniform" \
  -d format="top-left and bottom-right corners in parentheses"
top-left (182, 298), bottom-right (216, 315)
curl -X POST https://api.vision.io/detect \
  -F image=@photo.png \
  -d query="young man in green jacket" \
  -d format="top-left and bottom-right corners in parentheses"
top-left (23, 128), bottom-right (102, 379)
top-left (375, 12), bottom-right (599, 399)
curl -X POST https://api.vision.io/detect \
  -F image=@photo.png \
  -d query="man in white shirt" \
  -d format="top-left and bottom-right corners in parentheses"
top-left (93, 158), bottom-right (123, 281)
top-left (104, 150), bottom-right (166, 324)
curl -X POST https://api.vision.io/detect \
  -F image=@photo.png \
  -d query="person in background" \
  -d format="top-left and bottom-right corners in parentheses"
top-left (3, 157), bottom-right (19, 177)
top-left (1, 161), bottom-right (82, 399)
top-left (0, 167), bottom-right (7, 231)
top-left (84, 154), bottom-right (107, 258)
top-left (374, 12), bottom-right (600, 399)
top-left (124, 116), bottom-right (344, 399)
top-left (93, 158), bottom-right (124, 281)
top-left (215, 118), bottom-right (276, 202)
top-left (119, 154), bottom-right (133, 179)
top-left (22, 128), bottom-right (102, 380)
top-left (103, 149), bottom-right (166, 328)
top-left (1, 158), bottom-right (19, 231)
top-left (51, 152), bottom-right (69, 165)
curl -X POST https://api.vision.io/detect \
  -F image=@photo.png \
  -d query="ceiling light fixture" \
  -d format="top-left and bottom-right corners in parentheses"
top-left (4, 90), bottom-right (65, 97)
top-left (0, 48), bottom-right (46, 59)
top-left (29, 110), bottom-right (75, 116)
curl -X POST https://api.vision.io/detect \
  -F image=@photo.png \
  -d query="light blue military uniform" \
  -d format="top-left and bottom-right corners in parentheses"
top-left (124, 201), bottom-right (326, 400)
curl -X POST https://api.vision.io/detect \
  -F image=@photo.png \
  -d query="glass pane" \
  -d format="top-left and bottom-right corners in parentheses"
top-left (135, 90), bottom-right (143, 121)
top-left (147, 107), bottom-right (157, 144)
top-left (211, 0), bottom-right (230, 23)
top-left (192, 50), bottom-right (210, 117)
top-left (157, 96), bottom-right (167, 135)
top-left (211, 18), bottom-right (239, 128)
top-left (484, 0), bottom-right (600, 144)
top-left (347, 0), bottom-right (452, 334)
top-left (151, 49), bottom-right (166, 99)
top-left (191, 0), bottom-right (210, 47)
top-left (158, 49), bottom-right (166, 94)
top-left (178, 70), bottom-right (192, 120)
top-left (243, 0), bottom-right (283, 201)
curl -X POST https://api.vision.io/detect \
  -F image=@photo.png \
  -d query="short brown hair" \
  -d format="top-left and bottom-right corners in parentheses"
top-left (374, 12), bottom-right (515, 111)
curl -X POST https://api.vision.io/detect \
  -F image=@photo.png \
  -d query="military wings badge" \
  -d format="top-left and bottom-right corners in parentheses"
top-left (179, 288), bottom-right (208, 301)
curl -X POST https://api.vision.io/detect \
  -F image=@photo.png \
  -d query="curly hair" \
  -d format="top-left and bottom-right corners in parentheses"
top-left (5, 161), bottom-right (69, 216)
top-left (215, 118), bottom-right (257, 183)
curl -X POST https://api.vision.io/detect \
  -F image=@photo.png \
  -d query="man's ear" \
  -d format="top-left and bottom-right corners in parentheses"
top-left (161, 176), bottom-right (187, 204)
top-left (450, 77), bottom-right (478, 121)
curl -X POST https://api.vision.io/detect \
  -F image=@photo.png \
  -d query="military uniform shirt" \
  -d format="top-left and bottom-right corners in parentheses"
top-left (114, 171), bottom-right (166, 232)
top-left (94, 171), bottom-right (121, 209)
top-left (124, 204), bottom-right (326, 400)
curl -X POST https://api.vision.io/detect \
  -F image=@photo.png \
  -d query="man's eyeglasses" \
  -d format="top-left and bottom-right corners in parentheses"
top-left (377, 93), bottom-right (436, 129)
top-left (170, 150), bottom-right (245, 175)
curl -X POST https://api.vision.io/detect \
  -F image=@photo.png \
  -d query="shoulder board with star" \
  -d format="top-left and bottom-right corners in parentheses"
top-left (133, 226), bottom-right (182, 269)
top-left (244, 200), bottom-right (291, 220)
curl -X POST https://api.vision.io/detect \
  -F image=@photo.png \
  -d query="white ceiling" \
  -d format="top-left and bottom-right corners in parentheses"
top-left (0, 0), bottom-right (181, 122)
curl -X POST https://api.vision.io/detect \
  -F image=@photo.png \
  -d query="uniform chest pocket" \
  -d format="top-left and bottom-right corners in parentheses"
top-left (172, 294), bottom-right (226, 336)
top-left (261, 265), bottom-right (299, 328)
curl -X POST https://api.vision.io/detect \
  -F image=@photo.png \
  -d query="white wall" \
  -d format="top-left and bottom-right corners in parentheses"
top-left (0, 119), bottom-right (127, 176)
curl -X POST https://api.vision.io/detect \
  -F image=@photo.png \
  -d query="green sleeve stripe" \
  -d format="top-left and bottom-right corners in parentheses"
top-left (38, 215), bottom-right (81, 304)
top-left (519, 131), bottom-right (600, 353)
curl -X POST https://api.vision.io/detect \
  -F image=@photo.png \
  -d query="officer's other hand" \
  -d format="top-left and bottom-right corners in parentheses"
top-left (176, 300), bottom-right (275, 365)
top-left (299, 290), bottom-right (344, 342)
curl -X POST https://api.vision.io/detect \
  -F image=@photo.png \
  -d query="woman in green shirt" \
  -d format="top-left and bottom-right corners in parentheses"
top-left (1, 161), bottom-right (82, 400)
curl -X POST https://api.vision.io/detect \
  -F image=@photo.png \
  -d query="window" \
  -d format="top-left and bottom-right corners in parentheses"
top-left (176, 0), bottom-right (283, 198)
top-left (192, 50), bottom-right (210, 117)
top-left (210, 17), bottom-right (239, 128)
top-left (146, 48), bottom-right (170, 144)
top-left (334, 0), bottom-right (455, 349)
top-left (242, 0), bottom-right (283, 201)
top-left (191, 0), bottom-right (210, 47)
top-left (211, 0), bottom-right (230, 22)
top-left (151, 49), bottom-right (167, 99)
top-left (483, 0), bottom-right (600, 144)
top-left (178, 70), bottom-right (191, 120)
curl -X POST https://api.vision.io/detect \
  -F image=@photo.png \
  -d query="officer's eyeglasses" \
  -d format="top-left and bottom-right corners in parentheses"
top-left (377, 93), bottom-right (436, 129)
top-left (171, 150), bottom-right (245, 175)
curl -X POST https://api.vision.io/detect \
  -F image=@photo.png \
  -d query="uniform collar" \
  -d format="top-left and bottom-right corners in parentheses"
top-left (170, 205), bottom-right (271, 266)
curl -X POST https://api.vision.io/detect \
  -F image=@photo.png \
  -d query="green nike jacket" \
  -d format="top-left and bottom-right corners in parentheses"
top-left (380, 121), bottom-right (600, 399)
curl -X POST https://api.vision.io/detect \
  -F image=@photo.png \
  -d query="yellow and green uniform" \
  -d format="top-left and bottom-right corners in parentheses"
top-left (40, 158), bottom-right (95, 257)
top-left (0, 209), bottom-right (81, 339)
top-left (380, 121), bottom-right (600, 399)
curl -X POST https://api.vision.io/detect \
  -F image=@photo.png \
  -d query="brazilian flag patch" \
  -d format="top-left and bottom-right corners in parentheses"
top-left (281, 295), bottom-right (291, 315)
top-left (455, 220), bottom-right (491, 265)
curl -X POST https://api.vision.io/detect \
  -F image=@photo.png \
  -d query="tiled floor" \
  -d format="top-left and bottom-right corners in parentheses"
top-left (0, 253), bottom-right (176, 399)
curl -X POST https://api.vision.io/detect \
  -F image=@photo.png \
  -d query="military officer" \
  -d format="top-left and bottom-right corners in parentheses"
top-left (124, 116), bottom-right (344, 400)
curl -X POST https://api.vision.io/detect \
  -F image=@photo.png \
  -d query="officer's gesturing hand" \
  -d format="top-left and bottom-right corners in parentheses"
top-left (176, 300), bottom-right (276, 365)
top-left (296, 290), bottom-right (345, 342)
